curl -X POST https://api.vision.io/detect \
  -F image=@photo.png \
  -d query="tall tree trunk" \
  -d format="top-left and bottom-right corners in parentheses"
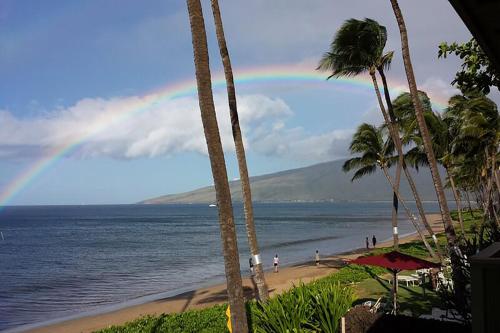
top-left (464, 191), bottom-right (475, 217)
top-left (389, 0), bottom-right (457, 244)
top-left (474, 190), bottom-right (483, 210)
top-left (378, 67), bottom-right (443, 258)
top-left (370, 71), bottom-right (399, 249)
top-left (210, 0), bottom-right (269, 301)
top-left (446, 168), bottom-right (465, 234)
top-left (482, 149), bottom-right (498, 224)
top-left (402, 164), bottom-right (444, 258)
top-left (484, 173), bottom-right (499, 225)
top-left (381, 165), bottom-right (437, 259)
top-left (186, 1), bottom-right (248, 331)
top-left (389, 0), bottom-right (465, 305)
top-left (492, 201), bottom-right (500, 225)
top-left (491, 147), bottom-right (500, 196)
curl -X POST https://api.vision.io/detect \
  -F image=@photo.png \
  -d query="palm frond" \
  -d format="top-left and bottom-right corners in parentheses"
top-left (316, 18), bottom-right (388, 78)
top-left (378, 51), bottom-right (394, 71)
top-left (404, 146), bottom-right (428, 171)
top-left (342, 157), bottom-right (363, 172)
top-left (351, 165), bottom-right (377, 181)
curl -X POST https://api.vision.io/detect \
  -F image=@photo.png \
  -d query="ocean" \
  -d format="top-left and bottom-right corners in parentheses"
top-left (0, 202), bottom-right (440, 332)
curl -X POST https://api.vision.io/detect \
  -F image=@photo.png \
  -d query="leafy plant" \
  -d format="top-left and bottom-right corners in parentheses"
top-left (438, 38), bottom-right (500, 94)
top-left (311, 282), bottom-right (354, 333)
top-left (252, 281), bottom-right (354, 333)
top-left (252, 283), bottom-right (315, 333)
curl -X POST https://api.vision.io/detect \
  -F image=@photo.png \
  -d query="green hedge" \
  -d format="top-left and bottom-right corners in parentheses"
top-left (97, 304), bottom-right (228, 333)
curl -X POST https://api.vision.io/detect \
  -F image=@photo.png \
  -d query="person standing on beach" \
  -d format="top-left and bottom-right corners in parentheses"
top-left (249, 257), bottom-right (254, 275)
top-left (372, 235), bottom-right (377, 248)
top-left (315, 250), bottom-right (320, 267)
top-left (366, 237), bottom-right (370, 250)
top-left (273, 254), bottom-right (279, 273)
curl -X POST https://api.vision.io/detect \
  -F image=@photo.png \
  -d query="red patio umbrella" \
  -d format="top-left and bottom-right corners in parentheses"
top-left (349, 251), bottom-right (440, 314)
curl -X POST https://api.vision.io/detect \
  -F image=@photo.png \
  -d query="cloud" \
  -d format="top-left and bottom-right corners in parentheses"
top-left (419, 77), bottom-right (461, 108)
top-left (0, 93), bottom-right (289, 159)
top-left (360, 103), bottom-right (385, 126)
top-left (251, 125), bottom-right (353, 162)
top-left (0, 92), bottom-right (351, 162)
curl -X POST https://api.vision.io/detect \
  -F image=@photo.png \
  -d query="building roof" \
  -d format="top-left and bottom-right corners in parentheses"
top-left (449, 0), bottom-right (500, 72)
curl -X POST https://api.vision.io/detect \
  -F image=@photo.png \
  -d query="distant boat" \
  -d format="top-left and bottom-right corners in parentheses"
top-left (209, 204), bottom-right (217, 207)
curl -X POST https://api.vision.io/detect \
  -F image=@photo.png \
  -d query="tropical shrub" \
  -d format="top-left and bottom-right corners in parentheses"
top-left (252, 283), bottom-right (316, 332)
top-left (252, 282), bottom-right (354, 333)
top-left (311, 282), bottom-right (354, 333)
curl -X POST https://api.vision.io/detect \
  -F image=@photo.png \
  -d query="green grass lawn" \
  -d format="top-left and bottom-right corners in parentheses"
top-left (348, 209), bottom-right (483, 318)
top-left (353, 275), bottom-right (440, 317)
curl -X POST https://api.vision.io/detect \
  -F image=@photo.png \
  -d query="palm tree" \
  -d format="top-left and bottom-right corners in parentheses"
top-left (343, 124), bottom-right (437, 259)
top-left (389, 0), bottom-right (467, 304)
top-left (393, 91), bottom-right (466, 234)
top-left (210, 0), bottom-right (269, 301)
top-left (445, 92), bottom-right (499, 224)
top-left (317, 19), bottom-right (441, 256)
top-left (389, 0), bottom-right (458, 240)
top-left (186, 1), bottom-right (248, 331)
top-left (408, 114), bottom-right (466, 234)
top-left (386, 93), bottom-right (444, 254)
top-left (318, 18), bottom-right (401, 248)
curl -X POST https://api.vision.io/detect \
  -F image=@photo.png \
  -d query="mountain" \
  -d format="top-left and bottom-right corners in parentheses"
top-left (140, 159), bottom-right (451, 204)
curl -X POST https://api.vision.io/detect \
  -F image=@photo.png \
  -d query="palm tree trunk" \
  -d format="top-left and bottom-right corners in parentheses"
top-left (186, 1), bottom-right (248, 331)
top-left (381, 165), bottom-right (437, 259)
top-left (446, 168), bottom-right (465, 234)
top-left (465, 191), bottom-right (475, 217)
top-left (482, 148), bottom-right (498, 224)
top-left (210, 0), bottom-right (269, 302)
top-left (475, 190), bottom-right (483, 209)
top-left (484, 174), bottom-right (499, 225)
top-left (389, 0), bottom-right (467, 305)
top-left (378, 68), bottom-right (442, 257)
top-left (389, 0), bottom-right (457, 246)
top-left (402, 164), bottom-right (444, 258)
top-left (370, 71), bottom-right (399, 249)
top-left (491, 147), bottom-right (500, 196)
top-left (492, 201), bottom-right (500, 224)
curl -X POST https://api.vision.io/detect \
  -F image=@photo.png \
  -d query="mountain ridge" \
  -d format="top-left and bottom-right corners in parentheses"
top-left (140, 159), bottom-right (451, 204)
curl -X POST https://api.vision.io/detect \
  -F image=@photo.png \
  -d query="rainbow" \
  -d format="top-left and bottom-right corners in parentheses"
top-left (0, 63), bottom-right (448, 208)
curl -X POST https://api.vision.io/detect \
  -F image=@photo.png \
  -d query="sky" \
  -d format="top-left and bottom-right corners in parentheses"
top-left (0, 0), bottom-right (498, 205)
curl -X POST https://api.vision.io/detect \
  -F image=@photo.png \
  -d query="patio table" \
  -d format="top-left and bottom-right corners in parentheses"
top-left (397, 275), bottom-right (420, 287)
top-left (388, 275), bottom-right (420, 287)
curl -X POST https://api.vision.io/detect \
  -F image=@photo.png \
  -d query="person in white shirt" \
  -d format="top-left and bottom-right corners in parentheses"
top-left (273, 254), bottom-right (279, 273)
top-left (315, 250), bottom-right (320, 267)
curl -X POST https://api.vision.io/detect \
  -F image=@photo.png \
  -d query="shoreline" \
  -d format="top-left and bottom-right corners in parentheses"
top-left (21, 214), bottom-right (444, 333)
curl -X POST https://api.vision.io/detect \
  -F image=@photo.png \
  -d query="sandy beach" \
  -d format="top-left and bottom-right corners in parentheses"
top-left (24, 214), bottom-right (444, 333)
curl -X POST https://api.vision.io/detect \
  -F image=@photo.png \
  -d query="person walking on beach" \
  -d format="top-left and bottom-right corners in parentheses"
top-left (372, 235), bottom-right (377, 248)
top-left (249, 257), bottom-right (254, 275)
top-left (273, 254), bottom-right (279, 273)
top-left (315, 250), bottom-right (320, 267)
top-left (366, 237), bottom-right (370, 250)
